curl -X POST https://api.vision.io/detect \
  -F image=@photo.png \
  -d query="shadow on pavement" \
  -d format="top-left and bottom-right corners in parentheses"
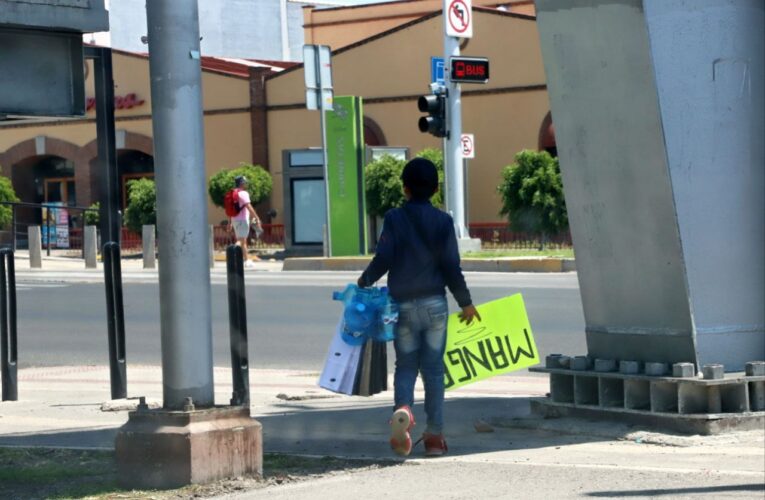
top-left (0, 396), bottom-right (613, 459)
top-left (256, 396), bottom-right (612, 458)
top-left (586, 483), bottom-right (765, 497)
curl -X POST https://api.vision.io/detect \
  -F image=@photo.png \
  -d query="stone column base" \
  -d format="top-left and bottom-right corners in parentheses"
top-left (115, 406), bottom-right (262, 489)
top-left (457, 237), bottom-right (482, 254)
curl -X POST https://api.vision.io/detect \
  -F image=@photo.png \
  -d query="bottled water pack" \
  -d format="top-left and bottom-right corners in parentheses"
top-left (332, 284), bottom-right (399, 345)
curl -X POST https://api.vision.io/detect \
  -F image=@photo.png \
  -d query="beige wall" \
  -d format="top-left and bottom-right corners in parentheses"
top-left (304, 0), bottom-right (536, 50)
top-left (267, 10), bottom-right (550, 223)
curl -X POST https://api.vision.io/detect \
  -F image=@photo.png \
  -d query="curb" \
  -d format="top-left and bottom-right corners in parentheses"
top-left (283, 257), bottom-right (576, 273)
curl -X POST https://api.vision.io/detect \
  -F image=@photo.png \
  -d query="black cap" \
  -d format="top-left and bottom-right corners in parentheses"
top-left (234, 175), bottom-right (247, 187)
top-left (401, 157), bottom-right (438, 200)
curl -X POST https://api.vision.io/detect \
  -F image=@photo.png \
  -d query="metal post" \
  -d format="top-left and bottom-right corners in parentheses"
top-left (209, 225), bottom-right (215, 269)
top-left (142, 224), bottom-right (156, 269)
top-left (85, 46), bottom-right (121, 245)
top-left (463, 158), bottom-right (470, 234)
top-left (45, 211), bottom-right (51, 257)
top-left (11, 206), bottom-right (16, 252)
top-left (316, 53), bottom-right (333, 257)
top-left (443, 5), bottom-right (467, 239)
top-left (103, 241), bottom-right (127, 399)
top-left (0, 250), bottom-right (18, 401)
top-left (28, 226), bottom-right (42, 269)
top-left (84, 225), bottom-right (98, 269)
top-left (146, 0), bottom-right (214, 409)
top-left (226, 245), bottom-right (250, 406)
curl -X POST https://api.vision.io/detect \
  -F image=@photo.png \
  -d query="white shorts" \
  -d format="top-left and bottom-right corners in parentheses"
top-left (232, 220), bottom-right (250, 239)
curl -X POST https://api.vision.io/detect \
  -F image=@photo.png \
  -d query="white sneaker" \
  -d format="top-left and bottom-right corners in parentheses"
top-left (244, 260), bottom-right (255, 268)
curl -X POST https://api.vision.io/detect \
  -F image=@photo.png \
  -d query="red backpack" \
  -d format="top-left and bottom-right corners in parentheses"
top-left (223, 188), bottom-right (241, 217)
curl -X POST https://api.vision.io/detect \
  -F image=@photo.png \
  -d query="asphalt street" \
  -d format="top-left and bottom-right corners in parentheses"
top-left (14, 271), bottom-right (585, 371)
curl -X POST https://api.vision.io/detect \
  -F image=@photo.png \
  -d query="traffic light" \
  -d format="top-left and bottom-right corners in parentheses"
top-left (417, 93), bottom-right (447, 138)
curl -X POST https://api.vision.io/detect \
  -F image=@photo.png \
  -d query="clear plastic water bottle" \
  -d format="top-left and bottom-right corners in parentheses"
top-left (376, 288), bottom-right (399, 342)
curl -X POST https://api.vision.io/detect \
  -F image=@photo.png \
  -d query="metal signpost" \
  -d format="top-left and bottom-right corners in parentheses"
top-left (303, 44), bottom-right (334, 256)
top-left (443, 0), bottom-right (472, 239)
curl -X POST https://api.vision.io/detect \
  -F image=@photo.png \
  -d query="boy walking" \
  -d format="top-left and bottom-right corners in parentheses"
top-left (229, 175), bottom-right (261, 267)
top-left (357, 157), bottom-right (480, 457)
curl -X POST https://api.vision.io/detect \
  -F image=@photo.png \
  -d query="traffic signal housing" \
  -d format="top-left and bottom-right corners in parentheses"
top-left (417, 94), bottom-right (446, 138)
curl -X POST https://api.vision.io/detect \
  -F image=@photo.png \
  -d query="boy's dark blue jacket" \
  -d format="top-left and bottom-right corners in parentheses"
top-left (359, 199), bottom-right (472, 307)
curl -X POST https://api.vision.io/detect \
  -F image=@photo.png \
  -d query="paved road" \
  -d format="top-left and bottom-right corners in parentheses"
top-left (14, 271), bottom-right (585, 371)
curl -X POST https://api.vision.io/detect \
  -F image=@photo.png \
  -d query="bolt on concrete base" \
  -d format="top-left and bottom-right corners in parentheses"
top-left (115, 406), bottom-right (262, 489)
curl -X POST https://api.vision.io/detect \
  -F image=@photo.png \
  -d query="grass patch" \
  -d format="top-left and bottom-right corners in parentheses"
top-left (464, 248), bottom-right (574, 258)
top-left (0, 447), bottom-right (400, 499)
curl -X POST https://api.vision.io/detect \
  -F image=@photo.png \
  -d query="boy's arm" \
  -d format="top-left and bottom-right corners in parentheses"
top-left (441, 222), bottom-right (481, 324)
top-left (440, 217), bottom-right (472, 307)
top-left (358, 212), bottom-right (394, 287)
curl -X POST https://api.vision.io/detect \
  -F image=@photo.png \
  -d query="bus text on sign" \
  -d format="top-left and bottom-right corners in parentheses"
top-left (449, 57), bottom-right (489, 84)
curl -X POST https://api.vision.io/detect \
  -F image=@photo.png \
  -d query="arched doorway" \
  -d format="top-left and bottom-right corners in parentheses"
top-left (363, 117), bottom-right (387, 147)
top-left (11, 155), bottom-right (76, 225)
top-left (538, 111), bottom-right (557, 158)
top-left (118, 150), bottom-right (155, 209)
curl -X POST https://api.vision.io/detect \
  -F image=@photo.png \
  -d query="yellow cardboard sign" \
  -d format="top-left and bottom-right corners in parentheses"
top-left (444, 294), bottom-right (539, 390)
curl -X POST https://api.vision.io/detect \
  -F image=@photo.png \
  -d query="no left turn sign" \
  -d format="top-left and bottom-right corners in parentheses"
top-left (445, 0), bottom-right (472, 38)
top-left (461, 133), bottom-right (475, 159)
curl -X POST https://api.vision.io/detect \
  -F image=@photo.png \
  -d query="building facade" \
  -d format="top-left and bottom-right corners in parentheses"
top-left (0, 5), bottom-right (555, 233)
top-left (0, 50), bottom-right (288, 226)
top-left (265, 7), bottom-right (553, 225)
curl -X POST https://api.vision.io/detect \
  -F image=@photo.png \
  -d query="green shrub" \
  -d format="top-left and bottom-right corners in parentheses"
top-left (208, 163), bottom-right (272, 208)
top-left (364, 154), bottom-right (406, 217)
top-left (84, 202), bottom-right (99, 226)
top-left (0, 175), bottom-right (19, 230)
top-left (364, 149), bottom-right (445, 217)
top-left (124, 178), bottom-right (156, 233)
top-left (497, 150), bottom-right (568, 247)
top-left (414, 148), bottom-right (444, 208)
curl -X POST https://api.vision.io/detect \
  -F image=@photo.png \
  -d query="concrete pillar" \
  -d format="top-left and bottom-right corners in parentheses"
top-left (28, 225), bottom-right (42, 269)
top-left (535, 0), bottom-right (764, 370)
top-left (142, 225), bottom-right (156, 269)
top-left (84, 225), bottom-right (98, 269)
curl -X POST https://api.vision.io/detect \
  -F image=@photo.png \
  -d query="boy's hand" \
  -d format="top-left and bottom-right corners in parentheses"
top-left (459, 304), bottom-right (481, 325)
top-left (356, 276), bottom-right (367, 288)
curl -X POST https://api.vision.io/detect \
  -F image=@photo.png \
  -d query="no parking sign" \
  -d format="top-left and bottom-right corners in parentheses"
top-left (461, 133), bottom-right (475, 159)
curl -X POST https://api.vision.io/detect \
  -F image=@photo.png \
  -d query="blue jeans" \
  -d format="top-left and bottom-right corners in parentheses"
top-left (393, 295), bottom-right (448, 434)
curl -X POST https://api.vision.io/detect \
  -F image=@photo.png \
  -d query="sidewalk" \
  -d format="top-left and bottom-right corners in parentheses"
top-left (14, 251), bottom-right (578, 275)
top-left (0, 365), bottom-right (762, 498)
top-left (10, 250), bottom-right (283, 283)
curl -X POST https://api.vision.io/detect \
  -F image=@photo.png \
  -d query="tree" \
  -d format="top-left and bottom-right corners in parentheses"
top-left (414, 148), bottom-right (444, 208)
top-left (0, 175), bottom-right (19, 230)
top-left (124, 178), bottom-right (156, 233)
top-left (497, 150), bottom-right (568, 248)
top-left (364, 154), bottom-right (406, 217)
top-left (208, 163), bottom-right (272, 208)
top-left (364, 149), bottom-right (445, 217)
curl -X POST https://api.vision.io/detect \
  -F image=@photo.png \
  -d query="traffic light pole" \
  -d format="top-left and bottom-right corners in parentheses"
top-left (444, 29), bottom-right (468, 238)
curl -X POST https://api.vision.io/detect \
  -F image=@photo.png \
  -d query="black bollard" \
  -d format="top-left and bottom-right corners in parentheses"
top-left (103, 241), bottom-right (127, 400)
top-left (0, 249), bottom-right (18, 401)
top-left (226, 245), bottom-right (250, 406)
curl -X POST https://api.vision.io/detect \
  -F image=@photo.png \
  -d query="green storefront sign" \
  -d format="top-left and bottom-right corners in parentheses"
top-left (325, 96), bottom-right (367, 256)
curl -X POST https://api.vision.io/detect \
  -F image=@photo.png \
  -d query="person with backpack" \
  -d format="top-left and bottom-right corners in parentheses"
top-left (225, 175), bottom-right (261, 267)
top-left (356, 157), bottom-right (480, 457)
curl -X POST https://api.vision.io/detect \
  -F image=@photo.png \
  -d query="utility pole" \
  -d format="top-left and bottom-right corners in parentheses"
top-left (443, 32), bottom-right (467, 238)
top-left (145, 0), bottom-right (214, 410)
